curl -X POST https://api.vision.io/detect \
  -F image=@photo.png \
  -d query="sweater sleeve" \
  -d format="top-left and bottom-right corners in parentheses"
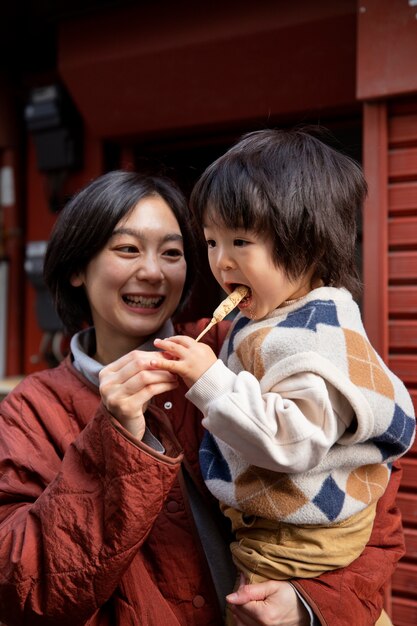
top-left (186, 359), bottom-right (352, 473)
top-left (292, 461), bottom-right (405, 626)
top-left (0, 379), bottom-right (182, 626)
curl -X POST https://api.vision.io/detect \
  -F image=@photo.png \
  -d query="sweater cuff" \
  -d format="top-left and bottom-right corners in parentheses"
top-left (186, 359), bottom-right (237, 415)
top-left (290, 585), bottom-right (319, 626)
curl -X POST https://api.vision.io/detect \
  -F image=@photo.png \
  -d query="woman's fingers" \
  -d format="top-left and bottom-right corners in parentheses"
top-left (99, 350), bottom-right (162, 384)
top-left (227, 580), bottom-right (310, 626)
top-left (101, 369), bottom-right (177, 407)
top-left (100, 365), bottom-right (178, 424)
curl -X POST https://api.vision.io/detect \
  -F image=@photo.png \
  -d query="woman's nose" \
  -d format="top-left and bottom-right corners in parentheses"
top-left (135, 255), bottom-right (164, 282)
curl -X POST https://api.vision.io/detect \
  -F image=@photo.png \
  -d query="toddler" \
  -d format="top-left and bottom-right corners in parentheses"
top-left (152, 128), bottom-right (415, 583)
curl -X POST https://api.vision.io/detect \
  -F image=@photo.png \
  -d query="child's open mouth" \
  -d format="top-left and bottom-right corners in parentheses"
top-left (230, 284), bottom-right (252, 308)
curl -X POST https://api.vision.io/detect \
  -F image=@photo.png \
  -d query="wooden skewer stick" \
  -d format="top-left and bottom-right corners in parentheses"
top-left (195, 285), bottom-right (249, 342)
top-left (195, 319), bottom-right (217, 343)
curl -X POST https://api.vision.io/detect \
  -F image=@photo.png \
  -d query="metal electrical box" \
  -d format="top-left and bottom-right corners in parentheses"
top-left (24, 241), bottom-right (63, 332)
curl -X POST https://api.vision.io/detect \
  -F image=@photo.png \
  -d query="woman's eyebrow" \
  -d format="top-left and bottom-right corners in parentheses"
top-left (111, 227), bottom-right (183, 243)
top-left (164, 233), bottom-right (184, 243)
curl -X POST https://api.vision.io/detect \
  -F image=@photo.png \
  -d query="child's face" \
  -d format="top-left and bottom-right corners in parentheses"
top-left (203, 221), bottom-right (313, 320)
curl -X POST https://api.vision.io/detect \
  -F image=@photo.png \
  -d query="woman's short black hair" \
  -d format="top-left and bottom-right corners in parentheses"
top-left (190, 127), bottom-right (367, 296)
top-left (44, 170), bottom-right (198, 334)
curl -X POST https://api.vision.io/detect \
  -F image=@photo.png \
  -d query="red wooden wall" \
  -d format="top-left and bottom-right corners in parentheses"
top-left (363, 99), bottom-right (417, 626)
top-left (58, 0), bottom-right (357, 139)
top-left (358, 3), bottom-right (417, 620)
top-left (388, 102), bottom-right (417, 626)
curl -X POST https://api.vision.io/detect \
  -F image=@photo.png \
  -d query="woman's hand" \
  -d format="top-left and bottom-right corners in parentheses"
top-left (152, 335), bottom-right (217, 387)
top-left (227, 577), bottom-right (310, 626)
top-left (99, 350), bottom-right (179, 439)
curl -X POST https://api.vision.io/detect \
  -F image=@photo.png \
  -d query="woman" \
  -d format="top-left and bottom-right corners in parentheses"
top-left (0, 170), bottom-right (405, 626)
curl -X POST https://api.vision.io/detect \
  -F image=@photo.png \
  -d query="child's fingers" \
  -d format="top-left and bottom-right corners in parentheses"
top-left (154, 336), bottom-right (195, 350)
top-left (153, 339), bottom-right (189, 361)
top-left (156, 350), bottom-right (178, 361)
top-left (149, 357), bottom-right (180, 372)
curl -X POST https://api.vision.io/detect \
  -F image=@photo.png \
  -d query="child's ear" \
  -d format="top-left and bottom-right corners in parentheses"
top-left (70, 272), bottom-right (83, 287)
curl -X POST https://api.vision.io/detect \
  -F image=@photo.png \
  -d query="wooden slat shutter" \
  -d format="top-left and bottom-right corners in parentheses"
top-left (363, 100), bottom-right (417, 626)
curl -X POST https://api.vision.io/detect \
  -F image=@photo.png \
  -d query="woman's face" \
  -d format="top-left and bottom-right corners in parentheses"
top-left (71, 194), bottom-right (187, 363)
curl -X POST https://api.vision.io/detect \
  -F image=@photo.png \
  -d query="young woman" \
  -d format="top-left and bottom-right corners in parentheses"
top-left (0, 169), bottom-right (405, 626)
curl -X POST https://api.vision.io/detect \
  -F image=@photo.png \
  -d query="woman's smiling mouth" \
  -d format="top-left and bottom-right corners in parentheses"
top-left (123, 294), bottom-right (164, 309)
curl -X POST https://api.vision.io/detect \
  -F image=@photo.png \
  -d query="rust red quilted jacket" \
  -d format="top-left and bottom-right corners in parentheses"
top-left (0, 319), bottom-right (405, 626)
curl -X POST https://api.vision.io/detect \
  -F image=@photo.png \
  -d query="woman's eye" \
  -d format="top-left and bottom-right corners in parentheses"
top-left (163, 248), bottom-right (184, 259)
top-left (117, 244), bottom-right (139, 253)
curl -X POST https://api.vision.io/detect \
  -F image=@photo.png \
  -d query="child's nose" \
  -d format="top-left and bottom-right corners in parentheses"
top-left (216, 249), bottom-right (235, 271)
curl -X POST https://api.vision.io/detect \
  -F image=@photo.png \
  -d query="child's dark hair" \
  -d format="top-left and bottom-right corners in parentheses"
top-left (190, 128), bottom-right (367, 297)
top-left (44, 170), bottom-right (198, 334)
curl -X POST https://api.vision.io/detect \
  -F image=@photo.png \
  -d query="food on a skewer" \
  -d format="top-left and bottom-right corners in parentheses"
top-left (195, 285), bottom-right (249, 342)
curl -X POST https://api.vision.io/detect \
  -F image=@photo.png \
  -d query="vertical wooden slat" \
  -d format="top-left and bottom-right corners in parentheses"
top-left (362, 101), bottom-right (393, 618)
top-left (387, 100), bottom-right (417, 626)
top-left (362, 100), bottom-right (417, 624)
top-left (362, 102), bottom-right (389, 360)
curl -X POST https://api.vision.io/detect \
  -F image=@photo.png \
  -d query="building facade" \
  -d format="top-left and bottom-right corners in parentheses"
top-left (0, 1), bottom-right (416, 622)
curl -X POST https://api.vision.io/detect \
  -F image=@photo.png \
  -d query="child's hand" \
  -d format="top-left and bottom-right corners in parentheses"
top-left (152, 336), bottom-right (217, 388)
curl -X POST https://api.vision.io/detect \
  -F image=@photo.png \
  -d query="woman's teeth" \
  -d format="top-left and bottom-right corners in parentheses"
top-left (124, 295), bottom-right (163, 308)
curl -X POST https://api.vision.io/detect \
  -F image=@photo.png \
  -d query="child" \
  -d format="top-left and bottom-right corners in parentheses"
top-left (151, 128), bottom-right (415, 583)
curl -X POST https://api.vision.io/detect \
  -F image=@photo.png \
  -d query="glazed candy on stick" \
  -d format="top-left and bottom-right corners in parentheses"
top-left (195, 285), bottom-right (249, 342)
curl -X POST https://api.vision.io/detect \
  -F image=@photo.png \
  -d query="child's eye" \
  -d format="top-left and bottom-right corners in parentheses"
top-left (234, 239), bottom-right (249, 247)
top-left (206, 239), bottom-right (216, 248)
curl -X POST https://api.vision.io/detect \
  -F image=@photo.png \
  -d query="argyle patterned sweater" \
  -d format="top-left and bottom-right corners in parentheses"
top-left (188, 287), bottom-right (415, 525)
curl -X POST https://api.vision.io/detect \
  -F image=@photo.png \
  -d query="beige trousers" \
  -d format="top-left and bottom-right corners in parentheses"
top-left (226, 503), bottom-right (377, 582)
top-left (375, 609), bottom-right (393, 625)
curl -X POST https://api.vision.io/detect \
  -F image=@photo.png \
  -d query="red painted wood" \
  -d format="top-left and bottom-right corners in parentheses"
top-left (363, 103), bottom-right (388, 359)
top-left (389, 114), bottom-right (417, 146)
top-left (389, 147), bottom-right (417, 180)
top-left (389, 217), bottom-right (417, 247)
top-left (404, 529), bottom-right (417, 560)
top-left (58, 2), bottom-right (358, 138)
top-left (357, 0), bottom-right (417, 99)
top-left (388, 286), bottom-right (417, 315)
top-left (363, 107), bottom-right (417, 626)
top-left (396, 492), bottom-right (417, 525)
top-left (356, 7), bottom-right (417, 619)
top-left (389, 251), bottom-right (417, 280)
top-left (389, 181), bottom-right (417, 214)
top-left (392, 562), bottom-right (417, 596)
top-left (398, 458), bottom-right (417, 490)
top-left (392, 596), bottom-right (417, 626)
top-left (388, 355), bottom-right (417, 384)
top-left (389, 321), bottom-right (417, 350)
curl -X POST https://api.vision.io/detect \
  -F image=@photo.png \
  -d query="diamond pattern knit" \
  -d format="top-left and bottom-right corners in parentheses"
top-left (199, 287), bottom-right (415, 525)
